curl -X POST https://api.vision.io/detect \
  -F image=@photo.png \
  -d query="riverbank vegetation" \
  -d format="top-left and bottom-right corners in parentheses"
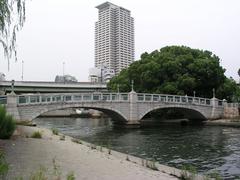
top-left (0, 151), bottom-right (8, 179)
top-left (0, 106), bottom-right (16, 139)
top-left (31, 131), bottom-right (42, 138)
top-left (108, 46), bottom-right (240, 102)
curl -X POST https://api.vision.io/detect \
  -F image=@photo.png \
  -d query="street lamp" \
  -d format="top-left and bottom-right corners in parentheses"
top-left (212, 88), bottom-right (215, 98)
top-left (63, 62), bottom-right (65, 84)
top-left (63, 62), bottom-right (65, 76)
top-left (193, 91), bottom-right (196, 97)
top-left (11, 79), bottom-right (15, 93)
top-left (21, 60), bottom-right (24, 81)
top-left (131, 80), bottom-right (134, 92)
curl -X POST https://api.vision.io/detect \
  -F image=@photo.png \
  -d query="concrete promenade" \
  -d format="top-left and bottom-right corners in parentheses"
top-left (0, 126), bottom-right (181, 180)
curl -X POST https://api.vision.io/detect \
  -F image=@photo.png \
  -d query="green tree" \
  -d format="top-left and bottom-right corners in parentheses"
top-left (217, 77), bottom-right (239, 102)
top-left (0, 0), bottom-right (26, 64)
top-left (108, 46), bottom-right (231, 99)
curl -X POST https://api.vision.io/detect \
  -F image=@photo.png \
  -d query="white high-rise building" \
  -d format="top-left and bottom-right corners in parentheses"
top-left (95, 2), bottom-right (134, 76)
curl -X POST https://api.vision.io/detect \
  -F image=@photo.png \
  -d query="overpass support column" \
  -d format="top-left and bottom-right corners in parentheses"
top-left (6, 92), bottom-right (21, 121)
top-left (127, 90), bottom-right (140, 127)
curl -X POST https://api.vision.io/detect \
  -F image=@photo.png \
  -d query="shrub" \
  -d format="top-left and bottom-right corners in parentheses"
top-left (31, 131), bottom-right (42, 138)
top-left (0, 105), bottom-right (16, 139)
top-left (52, 128), bottom-right (59, 135)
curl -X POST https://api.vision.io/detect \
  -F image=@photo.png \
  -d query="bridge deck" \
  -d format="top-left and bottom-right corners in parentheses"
top-left (0, 93), bottom-right (224, 107)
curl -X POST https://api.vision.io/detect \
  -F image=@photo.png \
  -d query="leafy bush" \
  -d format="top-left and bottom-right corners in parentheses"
top-left (0, 105), bottom-right (16, 139)
top-left (31, 131), bottom-right (42, 138)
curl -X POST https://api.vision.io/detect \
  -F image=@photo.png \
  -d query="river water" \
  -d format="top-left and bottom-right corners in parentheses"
top-left (34, 117), bottom-right (240, 179)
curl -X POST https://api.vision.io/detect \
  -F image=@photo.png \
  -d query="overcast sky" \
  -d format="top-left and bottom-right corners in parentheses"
top-left (0, 0), bottom-right (240, 82)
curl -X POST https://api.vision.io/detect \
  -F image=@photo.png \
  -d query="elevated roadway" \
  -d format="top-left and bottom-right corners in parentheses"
top-left (0, 81), bottom-right (107, 94)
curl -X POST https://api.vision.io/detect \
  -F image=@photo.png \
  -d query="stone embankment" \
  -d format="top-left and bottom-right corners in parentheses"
top-left (0, 126), bottom-right (187, 180)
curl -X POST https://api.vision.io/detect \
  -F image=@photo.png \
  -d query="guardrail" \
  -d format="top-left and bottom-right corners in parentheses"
top-left (16, 93), bottom-right (224, 107)
top-left (0, 96), bottom-right (7, 105)
top-left (17, 93), bottom-right (130, 105)
top-left (225, 103), bottom-right (240, 108)
top-left (137, 93), bottom-right (223, 106)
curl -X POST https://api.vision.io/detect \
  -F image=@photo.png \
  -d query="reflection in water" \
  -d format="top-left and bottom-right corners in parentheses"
top-left (34, 117), bottom-right (240, 179)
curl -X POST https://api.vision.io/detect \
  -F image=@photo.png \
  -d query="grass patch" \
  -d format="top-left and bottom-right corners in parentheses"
top-left (51, 128), bottom-right (59, 135)
top-left (180, 164), bottom-right (197, 180)
top-left (60, 135), bottom-right (65, 141)
top-left (206, 170), bottom-right (222, 180)
top-left (90, 144), bottom-right (97, 150)
top-left (67, 172), bottom-right (75, 180)
top-left (16, 158), bottom-right (76, 179)
top-left (0, 151), bottom-right (9, 179)
top-left (16, 120), bottom-right (36, 126)
top-left (31, 131), bottom-right (42, 138)
top-left (71, 138), bottom-right (82, 144)
top-left (145, 160), bottom-right (158, 171)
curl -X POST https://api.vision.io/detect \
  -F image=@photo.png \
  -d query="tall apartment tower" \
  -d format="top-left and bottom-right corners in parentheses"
top-left (95, 2), bottom-right (134, 76)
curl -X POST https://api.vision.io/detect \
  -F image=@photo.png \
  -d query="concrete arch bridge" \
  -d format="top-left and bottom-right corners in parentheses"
top-left (0, 91), bottom-right (229, 126)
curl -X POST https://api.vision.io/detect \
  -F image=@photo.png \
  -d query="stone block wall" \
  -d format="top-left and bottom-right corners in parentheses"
top-left (224, 105), bottom-right (239, 118)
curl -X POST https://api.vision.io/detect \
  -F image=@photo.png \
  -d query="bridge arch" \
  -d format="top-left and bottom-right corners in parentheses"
top-left (139, 105), bottom-right (207, 121)
top-left (23, 103), bottom-right (128, 123)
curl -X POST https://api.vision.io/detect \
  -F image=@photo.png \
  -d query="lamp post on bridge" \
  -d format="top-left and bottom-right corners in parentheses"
top-left (11, 79), bottom-right (15, 94)
top-left (131, 80), bottom-right (134, 92)
top-left (193, 91), bottom-right (196, 97)
top-left (212, 88), bottom-right (215, 98)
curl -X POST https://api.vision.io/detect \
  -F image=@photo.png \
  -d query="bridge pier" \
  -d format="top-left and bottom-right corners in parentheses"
top-left (210, 97), bottom-right (224, 120)
top-left (6, 92), bottom-right (21, 121)
top-left (128, 90), bottom-right (141, 126)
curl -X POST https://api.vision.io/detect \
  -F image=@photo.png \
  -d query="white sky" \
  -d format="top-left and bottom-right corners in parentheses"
top-left (0, 0), bottom-right (240, 82)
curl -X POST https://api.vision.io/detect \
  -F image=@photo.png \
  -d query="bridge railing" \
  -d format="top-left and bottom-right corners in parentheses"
top-left (0, 96), bottom-right (7, 105)
top-left (17, 93), bottom-right (130, 105)
top-left (137, 93), bottom-right (223, 107)
top-left (16, 92), bottom-right (224, 107)
top-left (224, 103), bottom-right (239, 108)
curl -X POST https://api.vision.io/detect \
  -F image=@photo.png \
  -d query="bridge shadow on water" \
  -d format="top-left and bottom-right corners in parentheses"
top-left (138, 107), bottom-right (206, 128)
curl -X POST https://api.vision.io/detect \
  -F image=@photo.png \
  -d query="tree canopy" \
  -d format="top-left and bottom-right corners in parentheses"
top-left (108, 46), bottom-right (239, 101)
top-left (0, 0), bottom-right (26, 65)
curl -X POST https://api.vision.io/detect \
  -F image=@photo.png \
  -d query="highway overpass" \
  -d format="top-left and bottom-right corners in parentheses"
top-left (0, 81), bottom-right (107, 95)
